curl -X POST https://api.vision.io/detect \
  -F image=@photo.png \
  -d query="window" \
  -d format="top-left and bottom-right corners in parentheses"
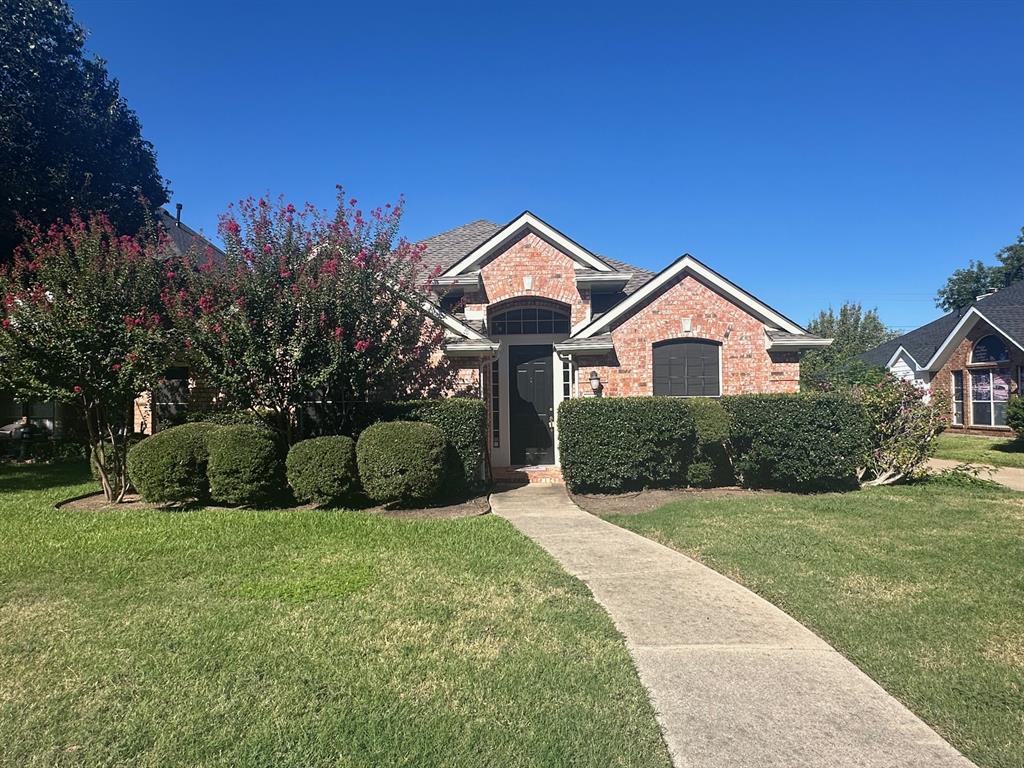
top-left (652, 339), bottom-right (721, 397)
top-left (490, 360), bottom-right (500, 448)
top-left (971, 368), bottom-right (1010, 427)
top-left (951, 371), bottom-right (964, 425)
top-left (490, 305), bottom-right (569, 335)
top-left (562, 358), bottom-right (574, 400)
top-left (971, 335), bottom-right (1010, 364)
top-left (152, 367), bottom-right (190, 431)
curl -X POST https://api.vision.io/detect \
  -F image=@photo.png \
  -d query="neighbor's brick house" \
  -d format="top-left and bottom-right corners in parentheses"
top-left (423, 212), bottom-right (828, 467)
top-left (862, 281), bottom-right (1024, 435)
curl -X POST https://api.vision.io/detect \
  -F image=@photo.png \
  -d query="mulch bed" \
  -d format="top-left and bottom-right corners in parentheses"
top-left (571, 486), bottom-right (772, 516)
top-left (56, 491), bottom-right (490, 519)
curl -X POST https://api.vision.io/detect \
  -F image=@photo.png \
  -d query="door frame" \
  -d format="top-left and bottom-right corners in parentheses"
top-left (490, 334), bottom-right (572, 467)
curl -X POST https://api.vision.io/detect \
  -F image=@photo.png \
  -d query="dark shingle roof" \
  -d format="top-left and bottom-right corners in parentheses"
top-left (418, 219), bottom-right (653, 295)
top-left (156, 208), bottom-right (224, 259)
top-left (861, 280), bottom-right (1024, 367)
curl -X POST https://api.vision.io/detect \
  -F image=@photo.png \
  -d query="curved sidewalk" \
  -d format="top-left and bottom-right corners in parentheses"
top-left (491, 484), bottom-right (976, 768)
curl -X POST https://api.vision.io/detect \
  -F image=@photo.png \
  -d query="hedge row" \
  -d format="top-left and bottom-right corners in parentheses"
top-left (558, 393), bottom-right (870, 493)
top-left (125, 399), bottom-right (484, 507)
top-left (558, 397), bottom-right (697, 492)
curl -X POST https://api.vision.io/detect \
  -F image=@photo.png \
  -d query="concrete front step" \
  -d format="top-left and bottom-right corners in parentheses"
top-left (492, 465), bottom-right (564, 486)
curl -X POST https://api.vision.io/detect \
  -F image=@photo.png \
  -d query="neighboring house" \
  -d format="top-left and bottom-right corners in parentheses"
top-left (423, 212), bottom-right (830, 467)
top-left (861, 280), bottom-right (1024, 434)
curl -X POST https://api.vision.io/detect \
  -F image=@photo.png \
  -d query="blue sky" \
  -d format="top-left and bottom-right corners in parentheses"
top-left (73, 0), bottom-right (1023, 331)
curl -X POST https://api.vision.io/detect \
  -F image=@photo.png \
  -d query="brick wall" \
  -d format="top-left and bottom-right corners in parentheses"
top-left (930, 320), bottom-right (1022, 434)
top-left (571, 274), bottom-right (799, 396)
top-left (463, 233), bottom-right (591, 325)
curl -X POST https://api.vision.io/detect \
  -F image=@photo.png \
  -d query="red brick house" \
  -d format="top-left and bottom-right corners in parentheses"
top-left (422, 212), bottom-right (830, 468)
top-left (862, 281), bottom-right (1024, 435)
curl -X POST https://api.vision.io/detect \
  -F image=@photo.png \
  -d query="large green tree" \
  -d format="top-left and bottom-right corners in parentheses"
top-left (935, 227), bottom-right (1024, 311)
top-left (0, 0), bottom-right (168, 262)
top-left (801, 302), bottom-right (897, 389)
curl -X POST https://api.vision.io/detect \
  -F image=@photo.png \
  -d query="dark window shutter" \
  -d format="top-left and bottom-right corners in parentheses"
top-left (652, 340), bottom-right (720, 396)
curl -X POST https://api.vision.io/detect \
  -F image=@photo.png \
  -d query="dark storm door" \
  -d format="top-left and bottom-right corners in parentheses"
top-left (509, 345), bottom-right (554, 465)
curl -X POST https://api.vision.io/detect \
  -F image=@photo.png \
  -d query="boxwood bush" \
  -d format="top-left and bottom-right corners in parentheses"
top-left (207, 424), bottom-right (285, 506)
top-left (344, 398), bottom-right (487, 492)
top-left (356, 421), bottom-right (446, 504)
top-left (725, 393), bottom-right (870, 492)
top-left (286, 436), bottom-right (358, 504)
top-left (685, 398), bottom-right (734, 488)
top-left (557, 397), bottom-right (697, 492)
top-left (126, 423), bottom-right (220, 503)
top-left (1007, 396), bottom-right (1024, 436)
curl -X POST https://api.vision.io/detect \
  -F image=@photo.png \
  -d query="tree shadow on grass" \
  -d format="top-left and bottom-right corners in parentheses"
top-left (0, 460), bottom-right (91, 493)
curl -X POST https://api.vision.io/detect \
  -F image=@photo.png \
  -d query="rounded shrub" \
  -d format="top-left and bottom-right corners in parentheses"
top-left (356, 421), bottom-right (445, 504)
top-left (126, 423), bottom-right (221, 503)
top-left (1007, 396), bottom-right (1024, 436)
top-left (207, 425), bottom-right (285, 506)
top-left (286, 436), bottom-right (358, 504)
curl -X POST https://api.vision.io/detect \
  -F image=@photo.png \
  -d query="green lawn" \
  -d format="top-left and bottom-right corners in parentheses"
top-left (0, 462), bottom-right (669, 768)
top-left (603, 482), bottom-right (1024, 768)
top-left (934, 432), bottom-right (1024, 469)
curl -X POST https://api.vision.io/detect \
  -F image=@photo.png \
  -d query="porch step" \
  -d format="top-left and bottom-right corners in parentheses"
top-left (492, 465), bottom-right (564, 486)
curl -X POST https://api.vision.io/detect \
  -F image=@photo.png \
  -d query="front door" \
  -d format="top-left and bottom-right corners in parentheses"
top-left (509, 345), bottom-right (554, 465)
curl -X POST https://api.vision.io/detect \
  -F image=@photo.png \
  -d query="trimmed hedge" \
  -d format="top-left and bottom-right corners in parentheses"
top-left (286, 436), bottom-right (358, 504)
top-left (207, 425), bottom-right (285, 506)
top-left (686, 398), bottom-right (734, 488)
top-left (356, 421), bottom-right (446, 504)
top-left (126, 423), bottom-right (220, 503)
top-left (725, 393), bottom-right (870, 492)
top-left (557, 397), bottom-right (697, 492)
top-left (348, 398), bottom-right (487, 493)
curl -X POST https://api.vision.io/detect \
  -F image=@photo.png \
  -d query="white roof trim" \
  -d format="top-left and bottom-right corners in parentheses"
top-left (443, 340), bottom-right (500, 358)
top-left (573, 254), bottom-right (805, 338)
top-left (442, 211), bottom-right (613, 276)
top-left (420, 298), bottom-right (485, 340)
top-left (553, 339), bottom-right (615, 354)
top-left (885, 345), bottom-right (922, 371)
top-left (922, 307), bottom-right (1024, 371)
top-left (767, 336), bottom-right (833, 350)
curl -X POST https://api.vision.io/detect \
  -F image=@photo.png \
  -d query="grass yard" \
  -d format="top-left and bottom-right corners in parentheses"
top-left (602, 481), bottom-right (1024, 768)
top-left (934, 432), bottom-right (1024, 469)
top-left (0, 462), bottom-right (670, 768)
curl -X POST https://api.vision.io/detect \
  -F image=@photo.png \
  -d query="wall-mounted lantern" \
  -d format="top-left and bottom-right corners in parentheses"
top-left (589, 370), bottom-right (602, 396)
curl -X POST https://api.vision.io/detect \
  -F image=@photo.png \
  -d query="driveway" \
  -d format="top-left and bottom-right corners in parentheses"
top-left (491, 484), bottom-right (976, 768)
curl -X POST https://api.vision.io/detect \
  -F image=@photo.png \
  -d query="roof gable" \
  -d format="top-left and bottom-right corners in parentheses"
top-left (572, 253), bottom-right (806, 338)
top-left (441, 211), bottom-right (615, 276)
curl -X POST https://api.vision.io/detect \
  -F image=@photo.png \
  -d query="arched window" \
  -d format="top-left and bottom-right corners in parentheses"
top-left (490, 303), bottom-right (570, 335)
top-left (652, 339), bottom-right (721, 397)
top-left (971, 335), bottom-right (1010, 364)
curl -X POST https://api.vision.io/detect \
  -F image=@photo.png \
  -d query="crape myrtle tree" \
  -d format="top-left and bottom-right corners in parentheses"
top-left (0, 212), bottom-right (172, 501)
top-left (163, 190), bottom-right (454, 443)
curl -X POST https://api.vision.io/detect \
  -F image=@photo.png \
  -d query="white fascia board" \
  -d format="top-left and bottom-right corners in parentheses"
top-left (768, 337), bottom-right (833, 350)
top-left (443, 341), bottom-right (500, 358)
top-left (922, 307), bottom-right (1024, 370)
top-left (553, 339), bottom-right (615, 354)
top-left (442, 212), bottom-right (613, 276)
top-left (573, 255), bottom-right (805, 338)
top-left (575, 271), bottom-right (632, 290)
top-left (420, 298), bottom-right (484, 340)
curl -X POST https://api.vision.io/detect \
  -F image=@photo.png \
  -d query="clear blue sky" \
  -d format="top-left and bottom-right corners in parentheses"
top-left (73, 0), bottom-right (1023, 332)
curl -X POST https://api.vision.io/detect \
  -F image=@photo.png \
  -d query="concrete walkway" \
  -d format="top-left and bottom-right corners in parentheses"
top-left (491, 484), bottom-right (976, 768)
top-left (928, 457), bottom-right (1024, 491)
